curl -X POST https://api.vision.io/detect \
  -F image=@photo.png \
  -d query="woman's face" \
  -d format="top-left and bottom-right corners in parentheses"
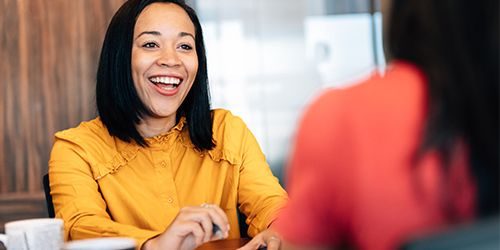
top-left (132, 2), bottom-right (198, 121)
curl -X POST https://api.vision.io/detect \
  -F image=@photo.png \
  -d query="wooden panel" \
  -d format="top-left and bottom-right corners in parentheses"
top-left (0, 193), bottom-right (46, 233)
top-left (0, 0), bottom-right (125, 225)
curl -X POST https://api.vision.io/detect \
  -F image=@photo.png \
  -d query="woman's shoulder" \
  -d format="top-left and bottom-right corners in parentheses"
top-left (308, 61), bottom-right (426, 120)
top-left (51, 118), bottom-right (139, 180)
top-left (54, 117), bottom-right (114, 147)
top-left (211, 108), bottom-right (246, 130)
top-left (208, 109), bottom-right (250, 164)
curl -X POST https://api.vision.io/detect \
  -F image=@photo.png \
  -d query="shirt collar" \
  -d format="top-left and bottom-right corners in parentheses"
top-left (144, 116), bottom-right (186, 147)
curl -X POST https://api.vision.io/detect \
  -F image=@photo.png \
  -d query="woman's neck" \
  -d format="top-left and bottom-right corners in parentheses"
top-left (136, 116), bottom-right (176, 138)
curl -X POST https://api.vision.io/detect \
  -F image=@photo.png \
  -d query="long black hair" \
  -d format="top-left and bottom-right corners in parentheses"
top-left (387, 0), bottom-right (499, 217)
top-left (96, 0), bottom-right (215, 150)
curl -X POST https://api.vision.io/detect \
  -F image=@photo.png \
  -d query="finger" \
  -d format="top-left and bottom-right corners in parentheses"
top-left (200, 204), bottom-right (229, 229)
top-left (203, 204), bottom-right (230, 236)
top-left (195, 204), bottom-right (229, 238)
top-left (186, 221), bottom-right (206, 247)
top-left (208, 204), bottom-right (229, 226)
top-left (180, 205), bottom-right (229, 239)
top-left (181, 210), bottom-right (214, 242)
top-left (265, 236), bottom-right (281, 250)
top-left (196, 215), bottom-right (214, 243)
top-left (237, 237), bottom-right (264, 250)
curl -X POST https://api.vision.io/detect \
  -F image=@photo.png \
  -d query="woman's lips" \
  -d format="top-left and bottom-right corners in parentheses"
top-left (149, 76), bottom-right (183, 96)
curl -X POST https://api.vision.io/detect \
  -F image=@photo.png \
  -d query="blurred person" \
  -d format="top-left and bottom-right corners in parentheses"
top-left (273, 0), bottom-right (499, 249)
top-left (48, 0), bottom-right (287, 249)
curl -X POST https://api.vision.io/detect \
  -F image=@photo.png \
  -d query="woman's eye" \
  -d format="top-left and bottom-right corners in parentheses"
top-left (142, 42), bottom-right (158, 48)
top-left (179, 44), bottom-right (193, 50)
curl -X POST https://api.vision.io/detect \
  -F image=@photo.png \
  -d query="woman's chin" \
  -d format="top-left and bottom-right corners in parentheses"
top-left (152, 114), bottom-right (176, 120)
top-left (143, 107), bottom-right (177, 120)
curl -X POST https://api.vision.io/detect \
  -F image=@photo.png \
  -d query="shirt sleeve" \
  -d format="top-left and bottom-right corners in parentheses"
top-left (273, 90), bottom-right (353, 246)
top-left (229, 116), bottom-right (288, 237)
top-left (48, 138), bottom-right (161, 248)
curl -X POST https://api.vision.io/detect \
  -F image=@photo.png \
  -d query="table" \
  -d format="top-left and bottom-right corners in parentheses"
top-left (196, 238), bottom-right (250, 250)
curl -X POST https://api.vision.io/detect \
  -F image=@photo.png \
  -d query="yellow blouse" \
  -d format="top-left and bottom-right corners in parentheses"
top-left (48, 109), bottom-right (287, 247)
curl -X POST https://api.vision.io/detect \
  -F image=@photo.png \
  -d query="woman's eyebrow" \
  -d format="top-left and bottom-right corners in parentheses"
top-left (136, 31), bottom-right (161, 40)
top-left (179, 31), bottom-right (195, 40)
top-left (135, 31), bottom-right (195, 40)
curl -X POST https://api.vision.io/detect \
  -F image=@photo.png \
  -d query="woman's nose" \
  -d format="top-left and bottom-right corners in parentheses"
top-left (156, 49), bottom-right (181, 67)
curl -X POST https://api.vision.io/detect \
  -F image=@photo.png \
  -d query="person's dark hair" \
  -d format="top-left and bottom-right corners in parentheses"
top-left (96, 0), bottom-right (215, 150)
top-left (387, 0), bottom-right (499, 217)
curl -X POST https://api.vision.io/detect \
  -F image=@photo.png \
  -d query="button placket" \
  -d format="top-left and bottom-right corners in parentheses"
top-left (152, 151), bottom-right (179, 208)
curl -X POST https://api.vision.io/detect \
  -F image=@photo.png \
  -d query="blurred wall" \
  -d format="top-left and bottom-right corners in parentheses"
top-left (0, 0), bottom-right (124, 232)
top-left (196, 0), bottom-right (382, 182)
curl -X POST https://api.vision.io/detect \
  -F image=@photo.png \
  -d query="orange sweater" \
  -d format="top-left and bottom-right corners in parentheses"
top-left (275, 62), bottom-right (475, 249)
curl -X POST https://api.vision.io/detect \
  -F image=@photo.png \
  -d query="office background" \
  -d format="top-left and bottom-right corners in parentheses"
top-left (0, 0), bottom-right (382, 231)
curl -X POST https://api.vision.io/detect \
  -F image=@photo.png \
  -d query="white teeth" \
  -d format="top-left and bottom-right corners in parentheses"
top-left (151, 76), bottom-right (181, 85)
top-left (160, 84), bottom-right (177, 90)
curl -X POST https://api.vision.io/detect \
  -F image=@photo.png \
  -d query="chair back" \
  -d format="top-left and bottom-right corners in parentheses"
top-left (43, 173), bottom-right (55, 218)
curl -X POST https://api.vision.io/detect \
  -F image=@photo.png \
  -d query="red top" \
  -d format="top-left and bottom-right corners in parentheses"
top-left (274, 62), bottom-right (476, 249)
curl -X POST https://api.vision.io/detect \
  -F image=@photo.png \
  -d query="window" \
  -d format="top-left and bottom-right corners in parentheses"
top-left (194, 0), bottom-right (384, 181)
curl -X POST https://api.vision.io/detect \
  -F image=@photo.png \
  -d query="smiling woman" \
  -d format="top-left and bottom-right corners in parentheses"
top-left (48, 1), bottom-right (287, 250)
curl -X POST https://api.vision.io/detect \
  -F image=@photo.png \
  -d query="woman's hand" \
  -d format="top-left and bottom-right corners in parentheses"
top-left (142, 204), bottom-right (230, 250)
top-left (238, 229), bottom-right (281, 250)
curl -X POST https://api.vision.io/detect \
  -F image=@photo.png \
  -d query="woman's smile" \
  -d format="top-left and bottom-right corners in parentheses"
top-left (149, 75), bottom-right (183, 96)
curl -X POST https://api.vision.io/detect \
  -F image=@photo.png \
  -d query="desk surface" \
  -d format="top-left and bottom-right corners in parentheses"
top-left (0, 239), bottom-right (249, 250)
top-left (196, 238), bottom-right (250, 250)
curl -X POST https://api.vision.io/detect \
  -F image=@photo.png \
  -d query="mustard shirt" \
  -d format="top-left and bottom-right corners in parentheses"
top-left (48, 109), bottom-right (288, 247)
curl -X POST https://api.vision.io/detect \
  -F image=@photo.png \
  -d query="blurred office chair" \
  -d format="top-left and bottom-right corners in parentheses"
top-left (42, 173), bottom-right (55, 218)
top-left (400, 216), bottom-right (500, 250)
top-left (237, 209), bottom-right (249, 238)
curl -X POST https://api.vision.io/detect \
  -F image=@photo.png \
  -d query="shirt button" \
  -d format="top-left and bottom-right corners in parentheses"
top-left (167, 197), bottom-right (174, 203)
top-left (160, 161), bottom-right (167, 167)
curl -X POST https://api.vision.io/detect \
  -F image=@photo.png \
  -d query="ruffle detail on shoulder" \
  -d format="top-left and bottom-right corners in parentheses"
top-left (92, 146), bottom-right (140, 180)
top-left (178, 109), bottom-right (245, 166)
top-left (207, 148), bottom-right (241, 166)
top-left (54, 118), bottom-right (112, 146)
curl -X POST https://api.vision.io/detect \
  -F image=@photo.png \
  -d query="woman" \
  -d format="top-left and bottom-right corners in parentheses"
top-left (48, 0), bottom-right (287, 249)
top-left (274, 0), bottom-right (498, 249)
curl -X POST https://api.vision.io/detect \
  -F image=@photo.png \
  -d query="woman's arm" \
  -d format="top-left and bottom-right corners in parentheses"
top-left (49, 139), bottom-right (161, 248)
top-left (234, 117), bottom-right (288, 237)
